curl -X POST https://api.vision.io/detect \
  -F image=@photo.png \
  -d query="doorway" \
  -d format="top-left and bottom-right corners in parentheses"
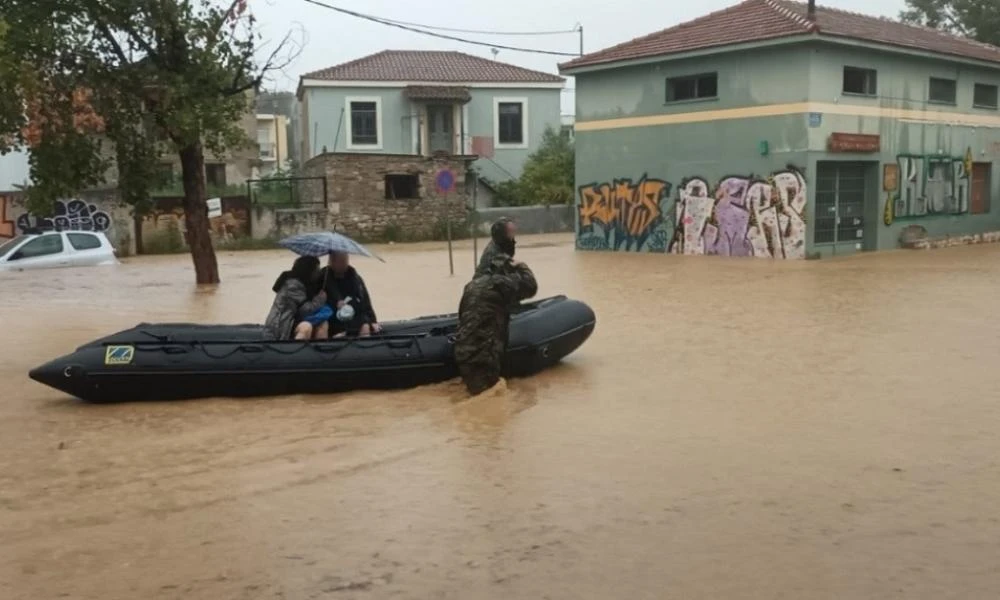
top-left (427, 104), bottom-right (453, 154)
top-left (815, 161), bottom-right (875, 254)
top-left (970, 163), bottom-right (992, 214)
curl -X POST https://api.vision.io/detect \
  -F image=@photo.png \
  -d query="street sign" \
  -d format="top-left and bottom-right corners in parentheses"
top-left (435, 168), bottom-right (455, 194)
top-left (206, 198), bottom-right (222, 219)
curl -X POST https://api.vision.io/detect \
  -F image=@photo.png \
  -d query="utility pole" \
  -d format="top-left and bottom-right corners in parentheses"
top-left (577, 23), bottom-right (584, 55)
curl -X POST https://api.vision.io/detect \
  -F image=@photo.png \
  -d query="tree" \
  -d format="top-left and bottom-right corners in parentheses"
top-left (489, 126), bottom-right (575, 207)
top-left (901, 0), bottom-right (1000, 46)
top-left (0, 0), bottom-right (298, 283)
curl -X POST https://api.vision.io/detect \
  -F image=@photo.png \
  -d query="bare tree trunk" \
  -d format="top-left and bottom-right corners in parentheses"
top-left (178, 141), bottom-right (220, 284)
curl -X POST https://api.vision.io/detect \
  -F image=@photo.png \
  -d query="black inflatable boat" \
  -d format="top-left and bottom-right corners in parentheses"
top-left (28, 295), bottom-right (595, 402)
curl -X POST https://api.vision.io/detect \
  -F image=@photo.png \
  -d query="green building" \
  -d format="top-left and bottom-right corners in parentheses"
top-left (559, 0), bottom-right (1000, 257)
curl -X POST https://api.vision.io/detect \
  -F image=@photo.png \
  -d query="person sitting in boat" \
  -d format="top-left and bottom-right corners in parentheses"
top-left (264, 255), bottom-right (331, 341)
top-left (320, 251), bottom-right (381, 338)
top-left (454, 254), bottom-right (537, 396)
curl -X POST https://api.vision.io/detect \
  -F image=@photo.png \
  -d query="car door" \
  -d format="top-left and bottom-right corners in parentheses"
top-left (5, 233), bottom-right (67, 270)
top-left (66, 232), bottom-right (109, 266)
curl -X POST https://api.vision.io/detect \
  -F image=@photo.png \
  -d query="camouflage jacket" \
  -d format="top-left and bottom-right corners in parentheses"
top-left (474, 240), bottom-right (504, 278)
top-left (454, 256), bottom-right (538, 365)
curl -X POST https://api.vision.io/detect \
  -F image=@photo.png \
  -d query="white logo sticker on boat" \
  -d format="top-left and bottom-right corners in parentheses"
top-left (104, 345), bottom-right (135, 365)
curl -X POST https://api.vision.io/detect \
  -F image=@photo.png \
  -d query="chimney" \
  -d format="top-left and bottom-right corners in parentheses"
top-left (807, 0), bottom-right (816, 20)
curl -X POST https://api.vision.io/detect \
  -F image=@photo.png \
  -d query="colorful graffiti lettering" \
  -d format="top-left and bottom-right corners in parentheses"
top-left (16, 199), bottom-right (112, 233)
top-left (668, 167), bottom-right (808, 259)
top-left (577, 175), bottom-right (671, 251)
top-left (887, 150), bottom-right (971, 225)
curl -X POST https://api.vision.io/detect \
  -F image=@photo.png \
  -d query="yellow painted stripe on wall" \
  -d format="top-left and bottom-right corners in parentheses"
top-left (573, 101), bottom-right (1000, 132)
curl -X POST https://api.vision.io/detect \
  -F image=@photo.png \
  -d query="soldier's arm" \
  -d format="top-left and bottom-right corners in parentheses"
top-left (494, 264), bottom-right (537, 304)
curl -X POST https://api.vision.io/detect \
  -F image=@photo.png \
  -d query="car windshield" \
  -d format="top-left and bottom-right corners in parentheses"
top-left (0, 235), bottom-right (27, 258)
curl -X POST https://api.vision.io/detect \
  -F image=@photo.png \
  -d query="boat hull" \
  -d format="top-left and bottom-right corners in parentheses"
top-left (29, 296), bottom-right (595, 402)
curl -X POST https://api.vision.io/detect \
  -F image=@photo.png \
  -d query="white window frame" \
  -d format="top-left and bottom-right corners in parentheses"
top-left (345, 96), bottom-right (383, 150)
top-left (493, 96), bottom-right (529, 150)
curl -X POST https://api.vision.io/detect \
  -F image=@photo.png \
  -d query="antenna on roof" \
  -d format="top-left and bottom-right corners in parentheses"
top-left (490, 48), bottom-right (499, 60)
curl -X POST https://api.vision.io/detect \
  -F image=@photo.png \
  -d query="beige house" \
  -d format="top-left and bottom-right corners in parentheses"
top-left (155, 107), bottom-right (260, 192)
top-left (256, 113), bottom-right (289, 177)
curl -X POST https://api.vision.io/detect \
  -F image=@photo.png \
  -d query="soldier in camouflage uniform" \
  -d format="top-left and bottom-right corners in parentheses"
top-left (454, 253), bottom-right (538, 396)
top-left (475, 218), bottom-right (517, 277)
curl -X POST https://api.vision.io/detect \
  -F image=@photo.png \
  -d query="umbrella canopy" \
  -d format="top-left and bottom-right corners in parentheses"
top-left (278, 231), bottom-right (385, 262)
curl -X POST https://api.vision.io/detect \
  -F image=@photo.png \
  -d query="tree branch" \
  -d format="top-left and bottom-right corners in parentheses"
top-left (221, 28), bottom-right (300, 97)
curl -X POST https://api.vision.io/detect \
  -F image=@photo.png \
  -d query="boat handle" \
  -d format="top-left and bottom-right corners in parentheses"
top-left (239, 344), bottom-right (264, 353)
top-left (162, 346), bottom-right (188, 354)
top-left (387, 339), bottom-right (415, 349)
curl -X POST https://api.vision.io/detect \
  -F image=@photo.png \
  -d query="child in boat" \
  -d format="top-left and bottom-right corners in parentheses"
top-left (264, 256), bottom-right (331, 340)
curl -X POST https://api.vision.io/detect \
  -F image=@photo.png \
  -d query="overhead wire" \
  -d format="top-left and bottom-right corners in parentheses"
top-left (299, 0), bottom-right (581, 57)
top-left (366, 20), bottom-right (579, 36)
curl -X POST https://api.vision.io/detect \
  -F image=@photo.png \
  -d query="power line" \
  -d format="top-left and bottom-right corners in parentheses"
top-left (371, 19), bottom-right (579, 36)
top-left (300, 0), bottom-right (580, 57)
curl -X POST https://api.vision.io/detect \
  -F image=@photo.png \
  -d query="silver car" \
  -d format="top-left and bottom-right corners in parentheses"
top-left (0, 230), bottom-right (119, 272)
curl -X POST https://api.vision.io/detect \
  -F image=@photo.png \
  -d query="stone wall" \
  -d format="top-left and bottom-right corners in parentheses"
top-left (0, 190), bottom-right (136, 256)
top-left (473, 204), bottom-right (575, 235)
top-left (301, 152), bottom-right (472, 239)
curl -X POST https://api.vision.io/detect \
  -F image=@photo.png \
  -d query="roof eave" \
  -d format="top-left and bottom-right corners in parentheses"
top-left (559, 32), bottom-right (1000, 76)
top-left (298, 78), bottom-right (565, 89)
top-left (818, 34), bottom-right (1000, 71)
top-left (559, 34), bottom-right (817, 75)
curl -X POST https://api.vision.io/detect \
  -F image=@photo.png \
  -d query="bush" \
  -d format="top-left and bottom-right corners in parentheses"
top-left (487, 125), bottom-right (574, 207)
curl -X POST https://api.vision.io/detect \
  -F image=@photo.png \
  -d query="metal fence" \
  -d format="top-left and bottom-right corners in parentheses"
top-left (246, 176), bottom-right (327, 208)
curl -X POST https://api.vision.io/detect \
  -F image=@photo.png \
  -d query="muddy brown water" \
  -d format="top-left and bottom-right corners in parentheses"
top-left (2, 233), bottom-right (1000, 599)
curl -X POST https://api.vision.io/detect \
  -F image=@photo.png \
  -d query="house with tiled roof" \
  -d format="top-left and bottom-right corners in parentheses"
top-left (296, 50), bottom-right (564, 205)
top-left (559, 0), bottom-right (1000, 258)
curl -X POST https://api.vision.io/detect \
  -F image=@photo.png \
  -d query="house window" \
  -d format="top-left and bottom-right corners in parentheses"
top-left (495, 99), bottom-right (526, 146)
top-left (347, 97), bottom-right (381, 148)
top-left (384, 174), bottom-right (420, 200)
top-left (974, 83), bottom-right (999, 109)
top-left (205, 163), bottom-right (227, 187)
top-left (842, 66), bottom-right (877, 96)
top-left (666, 73), bottom-right (718, 102)
top-left (929, 77), bottom-right (957, 104)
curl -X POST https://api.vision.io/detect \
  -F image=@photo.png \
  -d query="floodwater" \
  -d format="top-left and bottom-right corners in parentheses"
top-left (2, 233), bottom-right (1000, 599)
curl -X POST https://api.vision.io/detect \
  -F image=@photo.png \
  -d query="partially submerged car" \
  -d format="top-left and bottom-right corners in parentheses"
top-left (0, 229), bottom-right (119, 272)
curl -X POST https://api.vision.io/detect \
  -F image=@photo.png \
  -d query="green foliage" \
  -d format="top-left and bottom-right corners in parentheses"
top-left (486, 126), bottom-right (575, 207)
top-left (901, 0), bottom-right (1000, 46)
top-left (0, 0), bottom-right (297, 280)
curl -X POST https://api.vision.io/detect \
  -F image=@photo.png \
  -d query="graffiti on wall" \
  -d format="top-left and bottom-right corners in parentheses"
top-left (15, 199), bottom-right (112, 233)
top-left (669, 168), bottom-right (807, 259)
top-left (577, 175), bottom-right (672, 251)
top-left (884, 149), bottom-right (972, 226)
top-left (576, 167), bottom-right (808, 258)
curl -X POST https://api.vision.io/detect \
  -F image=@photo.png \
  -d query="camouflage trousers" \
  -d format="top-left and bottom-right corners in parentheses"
top-left (454, 338), bottom-right (505, 396)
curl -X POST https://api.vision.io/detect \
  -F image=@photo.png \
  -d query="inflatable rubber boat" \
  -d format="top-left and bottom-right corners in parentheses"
top-left (28, 295), bottom-right (596, 402)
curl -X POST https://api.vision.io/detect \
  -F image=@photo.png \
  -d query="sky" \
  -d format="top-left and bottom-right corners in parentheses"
top-left (252, 0), bottom-right (910, 115)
